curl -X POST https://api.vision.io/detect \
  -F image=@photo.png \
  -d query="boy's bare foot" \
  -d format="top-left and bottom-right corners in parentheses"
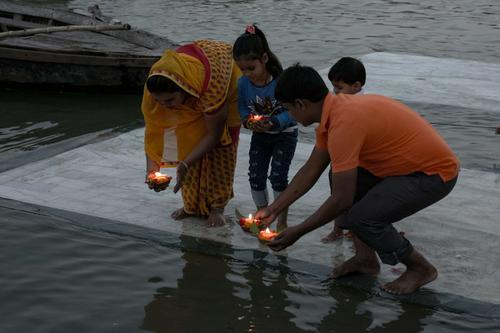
top-left (332, 254), bottom-right (380, 278)
top-left (383, 249), bottom-right (437, 294)
top-left (321, 231), bottom-right (343, 243)
top-left (171, 207), bottom-right (190, 220)
top-left (207, 208), bottom-right (225, 227)
top-left (333, 234), bottom-right (380, 277)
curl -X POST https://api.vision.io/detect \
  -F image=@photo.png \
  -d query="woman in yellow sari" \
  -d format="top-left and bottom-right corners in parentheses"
top-left (142, 40), bottom-right (241, 227)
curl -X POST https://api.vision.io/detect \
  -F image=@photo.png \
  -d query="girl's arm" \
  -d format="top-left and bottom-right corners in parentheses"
top-left (237, 79), bottom-right (251, 128)
top-left (270, 110), bottom-right (295, 131)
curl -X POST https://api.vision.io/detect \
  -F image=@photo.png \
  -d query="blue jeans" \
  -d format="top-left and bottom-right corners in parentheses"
top-left (248, 130), bottom-right (298, 206)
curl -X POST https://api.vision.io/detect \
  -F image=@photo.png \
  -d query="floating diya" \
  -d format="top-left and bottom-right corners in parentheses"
top-left (258, 227), bottom-right (279, 242)
top-left (239, 214), bottom-right (261, 232)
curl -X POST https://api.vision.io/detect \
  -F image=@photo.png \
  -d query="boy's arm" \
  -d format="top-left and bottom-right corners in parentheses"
top-left (257, 147), bottom-right (331, 223)
top-left (268, 167), bottom-right (358, 251)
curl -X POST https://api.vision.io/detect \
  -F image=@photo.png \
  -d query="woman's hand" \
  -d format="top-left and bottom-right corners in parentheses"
top-left (255, 206), bottom-right (278, 227)
top-left (173, 161), bottom-right (189, 193)
top-left (145, 172), bottom-right (154, 188)
top-left (267, 225), bottom-right (303, 251)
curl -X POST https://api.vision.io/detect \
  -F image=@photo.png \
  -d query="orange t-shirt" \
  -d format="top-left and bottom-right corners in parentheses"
top-left (315, 93), bottom-right (460, 181)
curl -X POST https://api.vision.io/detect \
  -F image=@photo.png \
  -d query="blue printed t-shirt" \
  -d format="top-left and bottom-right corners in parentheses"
top-left (237, 76), bottom-right (297, 133)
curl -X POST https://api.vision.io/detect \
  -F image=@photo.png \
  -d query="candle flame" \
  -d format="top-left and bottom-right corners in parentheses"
top-left (248, 214), bottom-right (253, 220)
top-left (265, 227), bottom-right (271, 234)
top-left (154, 172), bottom-right (163, 177)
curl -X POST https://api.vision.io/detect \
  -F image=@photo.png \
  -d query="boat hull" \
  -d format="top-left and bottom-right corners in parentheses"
top-left (0, 46), bottom-right (159, 92)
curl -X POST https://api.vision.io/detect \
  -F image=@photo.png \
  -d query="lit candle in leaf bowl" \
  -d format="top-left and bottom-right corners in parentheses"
top-left (147, 171), bottom-right (172, 192)
top-left (258, 227), bottom-right (279, 242)
top-left (248, 114), bottom-right (268, 123)
top-left (239, 214), bottom-right (261, 232)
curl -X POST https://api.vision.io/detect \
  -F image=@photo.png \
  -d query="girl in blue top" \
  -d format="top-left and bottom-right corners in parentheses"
top-left (233, 24), bottom-right (298, 230)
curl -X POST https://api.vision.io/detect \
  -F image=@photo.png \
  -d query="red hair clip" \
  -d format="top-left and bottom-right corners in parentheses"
top-left (245, 24), bottom-right (256, 34)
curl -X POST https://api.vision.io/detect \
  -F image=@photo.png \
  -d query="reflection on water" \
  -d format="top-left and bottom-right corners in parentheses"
top-left (2, 206), bottom-right (496, 332)
top-left (0, 88), bottom-right (142, 155)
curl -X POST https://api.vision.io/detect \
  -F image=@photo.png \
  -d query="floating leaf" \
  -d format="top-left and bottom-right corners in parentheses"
top-left (250, 222), bottom-right (260, 236)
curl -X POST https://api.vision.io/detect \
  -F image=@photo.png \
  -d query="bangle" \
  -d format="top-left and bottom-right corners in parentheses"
top-left (179, 160), bottom-right (190, 170)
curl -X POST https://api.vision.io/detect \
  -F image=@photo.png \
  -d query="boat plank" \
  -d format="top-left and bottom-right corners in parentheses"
top-left (0, 45), bottom-right (156, 66)
top-left (0, 16), bottom-right (43, 29)
top-left (0, 31), bottom-right (161, 56)
top-left (0, 2), bottom-right (71, 22)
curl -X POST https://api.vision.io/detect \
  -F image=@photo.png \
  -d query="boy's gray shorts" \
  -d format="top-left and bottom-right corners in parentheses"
top-left (337, 168), bottom-right (458, 265)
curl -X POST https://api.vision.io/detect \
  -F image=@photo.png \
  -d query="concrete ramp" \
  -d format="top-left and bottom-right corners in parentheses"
top-left (319, 52), bottom-right (500, 113)
top-left (0, 128), bottom-right (499, 305)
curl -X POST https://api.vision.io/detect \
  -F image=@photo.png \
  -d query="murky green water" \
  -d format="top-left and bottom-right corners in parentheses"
top-left (0, 88), bottom-right (141, 155)
top-left (1, 207), bottom-right (499, 332)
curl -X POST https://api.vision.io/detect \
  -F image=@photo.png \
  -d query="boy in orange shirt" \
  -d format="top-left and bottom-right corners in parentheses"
top-left (256, 64), bottom-right (459, 294)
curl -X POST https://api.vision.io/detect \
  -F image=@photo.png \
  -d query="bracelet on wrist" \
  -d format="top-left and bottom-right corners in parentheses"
top-left (179, 160), bottom-right (190, 170)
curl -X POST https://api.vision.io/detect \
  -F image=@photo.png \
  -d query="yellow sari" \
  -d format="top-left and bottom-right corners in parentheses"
top-left (142, 40), bottom-right (241, 217)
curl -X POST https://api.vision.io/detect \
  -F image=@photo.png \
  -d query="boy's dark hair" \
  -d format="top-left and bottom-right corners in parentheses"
top-left (327, 57), bottom-right (366, 86)
top-left (233, 24), bottom-right (283, 78)
top-left (275, 64), bottom-right (329, 103)
top-left (146, 75), bottom-right (183, 94)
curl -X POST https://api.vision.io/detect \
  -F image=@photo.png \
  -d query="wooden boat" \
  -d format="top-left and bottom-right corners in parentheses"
top-left (0, 1), bottom-right (178, 92)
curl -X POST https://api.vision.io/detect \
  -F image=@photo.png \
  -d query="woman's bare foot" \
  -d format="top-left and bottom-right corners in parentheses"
top-left (171, 207), bottom-right (190, 220)
top-left (383, 249), bottom-right (437, 295)
top-left (207, 208), bottom-right (225, 227)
